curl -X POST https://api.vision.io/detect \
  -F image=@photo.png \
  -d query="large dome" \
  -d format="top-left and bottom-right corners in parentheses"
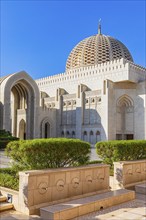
top-left (66, 33), bottom-right (133, 70)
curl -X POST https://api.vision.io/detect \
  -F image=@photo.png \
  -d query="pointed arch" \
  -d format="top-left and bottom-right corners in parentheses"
top-left (83, 130), bottom-right (88, 142)
top-left (117, 94), bottom-right (134, 107)
top-left (89, 130), bottom-right (94, 144)
top-left (41, 117), bottom-right (52, 138)
top-left (96, 130), bottom-right (101, 142)
top-left (0, 71), bottom-right (40, 139)
top-left (19, 119), bottom-right (26, 140)
top-left (116, 94), bottom-right (134, 140)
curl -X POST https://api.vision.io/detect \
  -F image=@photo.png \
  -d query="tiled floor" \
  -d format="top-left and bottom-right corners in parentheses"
top-left (73, 194), bottom-right (146, 219)
top-left (0, 193), bottom-right (146, 220)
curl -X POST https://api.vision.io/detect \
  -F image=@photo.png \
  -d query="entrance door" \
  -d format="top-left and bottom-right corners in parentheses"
top-left (44, 122), bottom-right (50, 138)
top-left (126, 134), bottom-right (134, 140)
top-left (19, 119), bottom-right (26, 140)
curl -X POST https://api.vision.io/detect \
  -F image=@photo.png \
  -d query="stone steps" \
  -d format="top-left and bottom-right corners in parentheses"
top-left (135, 183), bottom-right (146, 195)
top-left (40, 189), bottom-right (135, 220)
top-left (0, 196), bottom-right (7, 202)
top-left (0, 202), bottom-right (13, 212)
top-left (0, 195), bottom-right (13, 212)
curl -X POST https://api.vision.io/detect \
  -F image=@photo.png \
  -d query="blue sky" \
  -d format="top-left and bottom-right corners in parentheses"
top-left (1, 0), bottom-right (145, 79)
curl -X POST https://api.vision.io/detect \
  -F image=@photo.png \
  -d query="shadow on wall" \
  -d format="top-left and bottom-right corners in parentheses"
top-left (134, 92), bottom-right (145, 139)
top-left (0, 102), bottom-right (3, 130)
top-left (58, 108), bottom-right (106, 144)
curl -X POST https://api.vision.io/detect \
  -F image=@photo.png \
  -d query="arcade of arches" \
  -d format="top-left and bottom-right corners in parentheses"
top-left (0, 66), bottom-right (146, 142)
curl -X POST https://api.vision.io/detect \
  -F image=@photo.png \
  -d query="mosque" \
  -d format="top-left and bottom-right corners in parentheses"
top-left (0, 24), bottom-right (146, 143)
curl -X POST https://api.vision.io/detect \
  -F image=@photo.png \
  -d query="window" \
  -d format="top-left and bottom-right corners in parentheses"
top-left (72, 131), bottom-right (75, 138)
top-left (66, 131), bottom-right (70, 135)
top-left (90, 130), bottom-right (93, 135)
top-left (96, 131), bottom-right (100, 135)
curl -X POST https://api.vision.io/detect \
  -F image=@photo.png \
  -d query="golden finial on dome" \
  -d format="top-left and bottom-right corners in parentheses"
top-left (98, 19), bottom-right (101, 34)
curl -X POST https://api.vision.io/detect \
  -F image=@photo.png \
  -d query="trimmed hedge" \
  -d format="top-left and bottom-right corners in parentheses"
top-left (0, 129), bottom-right (19, 149)
top-left (86, 160), bottom-right (102, 165)
top-left (96, 140), bottom-right (146, 166)
top-left (6, 138), bottom-right (90, 169)
top-left (0, 168), bottom-right (19, 191)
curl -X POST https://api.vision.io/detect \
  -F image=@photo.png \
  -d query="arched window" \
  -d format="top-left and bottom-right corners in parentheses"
top-left (83, 131), bottom-right (88, 142)
top-left (66, 131), bottom-right (70, 137)
top-left (96, 130), bottom-right (100, 135)
top-left (96, 130), bottom-right (101, 142)
top-left (72, 131), bottom-right (75, 138)
top-left (89, 130), bottom-right (94, 144)
top-left (61, 131), bottom-right (64, 137)
top-left (90, 130), bottom-right (93, 135)
top-left (41, 118), bottom-right (51, 138)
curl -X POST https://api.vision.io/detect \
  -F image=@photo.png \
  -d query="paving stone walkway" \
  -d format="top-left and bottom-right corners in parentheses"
top-left (1, 192), bottom-right (145, 220)
top-left (73, 194), bottom-right (146, 219)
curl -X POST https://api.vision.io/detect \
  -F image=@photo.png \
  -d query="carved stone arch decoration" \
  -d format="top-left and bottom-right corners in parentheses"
top-left (0, 71), bottom-right (40, 139)
top-left (117, 94), bottom-right (134, 107)
top-left (41, 117), bottom-right (52, 138)
top-left (116, 94), bottom-right (134, 140)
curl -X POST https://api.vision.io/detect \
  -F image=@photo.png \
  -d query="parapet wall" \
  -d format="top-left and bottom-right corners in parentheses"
top-left (114, 160), bottom-right (146, 189)
top-left (18, 164), bottom-right (110, 214)
top-left (35, 58), bottom-right (146, 88)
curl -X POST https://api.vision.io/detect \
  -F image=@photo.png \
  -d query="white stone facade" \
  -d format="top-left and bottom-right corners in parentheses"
top-left (0, 32), bottom-right (146, 143)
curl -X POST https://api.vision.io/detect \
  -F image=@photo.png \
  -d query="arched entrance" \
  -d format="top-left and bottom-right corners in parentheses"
top-left (116, 95), bottom-right (134, 140)
top-left (0, 71), bottom-right (40, 139)
top-left (44, 122), bottom-right (50, 138)
top-left (41, 117), bottom-right (51, 138)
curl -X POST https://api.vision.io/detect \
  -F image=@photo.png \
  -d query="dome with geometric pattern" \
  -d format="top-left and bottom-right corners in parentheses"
top-left (66, 31), bottom-right (133, 70)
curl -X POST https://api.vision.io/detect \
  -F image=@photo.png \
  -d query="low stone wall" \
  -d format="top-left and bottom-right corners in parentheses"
top-left (114, 160), bottom-right (146, 189)
top-left (18, 164), bottom-right (110, 214)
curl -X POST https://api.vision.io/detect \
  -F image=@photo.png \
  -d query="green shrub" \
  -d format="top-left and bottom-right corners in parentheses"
top-left (6, 138), bottom-right (90, 170)
top-left (0, 168), bottom-right (19, 191)
top-left (86, 160), bottom-right (103, 165)
top-left (0, 129), bottom-right (19, 149)
top-left (96, 140), bottom-right (146, 167)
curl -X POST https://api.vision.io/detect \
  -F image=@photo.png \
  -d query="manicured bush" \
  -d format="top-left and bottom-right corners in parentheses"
top-left (86, 160), bottom-right (103, 165)
top-left (6, 138), bottom-right (90, 170)
top-left (0, 129), bottom-right (19, 149)
top-left (0, 168), bottom-right (19, 191)
top-left (96, 140), bottom-right (146, 167)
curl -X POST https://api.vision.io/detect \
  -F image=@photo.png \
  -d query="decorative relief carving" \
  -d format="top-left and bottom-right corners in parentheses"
top-left (135, 168), bottom-right (141, 173)
top-left (86, 175), bottom-right (92, 184)
top-left (126, 169), bottom-right (133, 175)
top-left (56, 179), bottom-right (65, 191)
top-left (38, 182), bottom-right (48, 194)
top-left (97, 173), bottom-right (105, 183)
top-left (71, 177), bottom-right (79, 188)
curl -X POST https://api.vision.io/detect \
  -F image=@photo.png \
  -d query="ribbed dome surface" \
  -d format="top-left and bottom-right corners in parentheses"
top-left (66, 34), bottom-right (133, 70)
